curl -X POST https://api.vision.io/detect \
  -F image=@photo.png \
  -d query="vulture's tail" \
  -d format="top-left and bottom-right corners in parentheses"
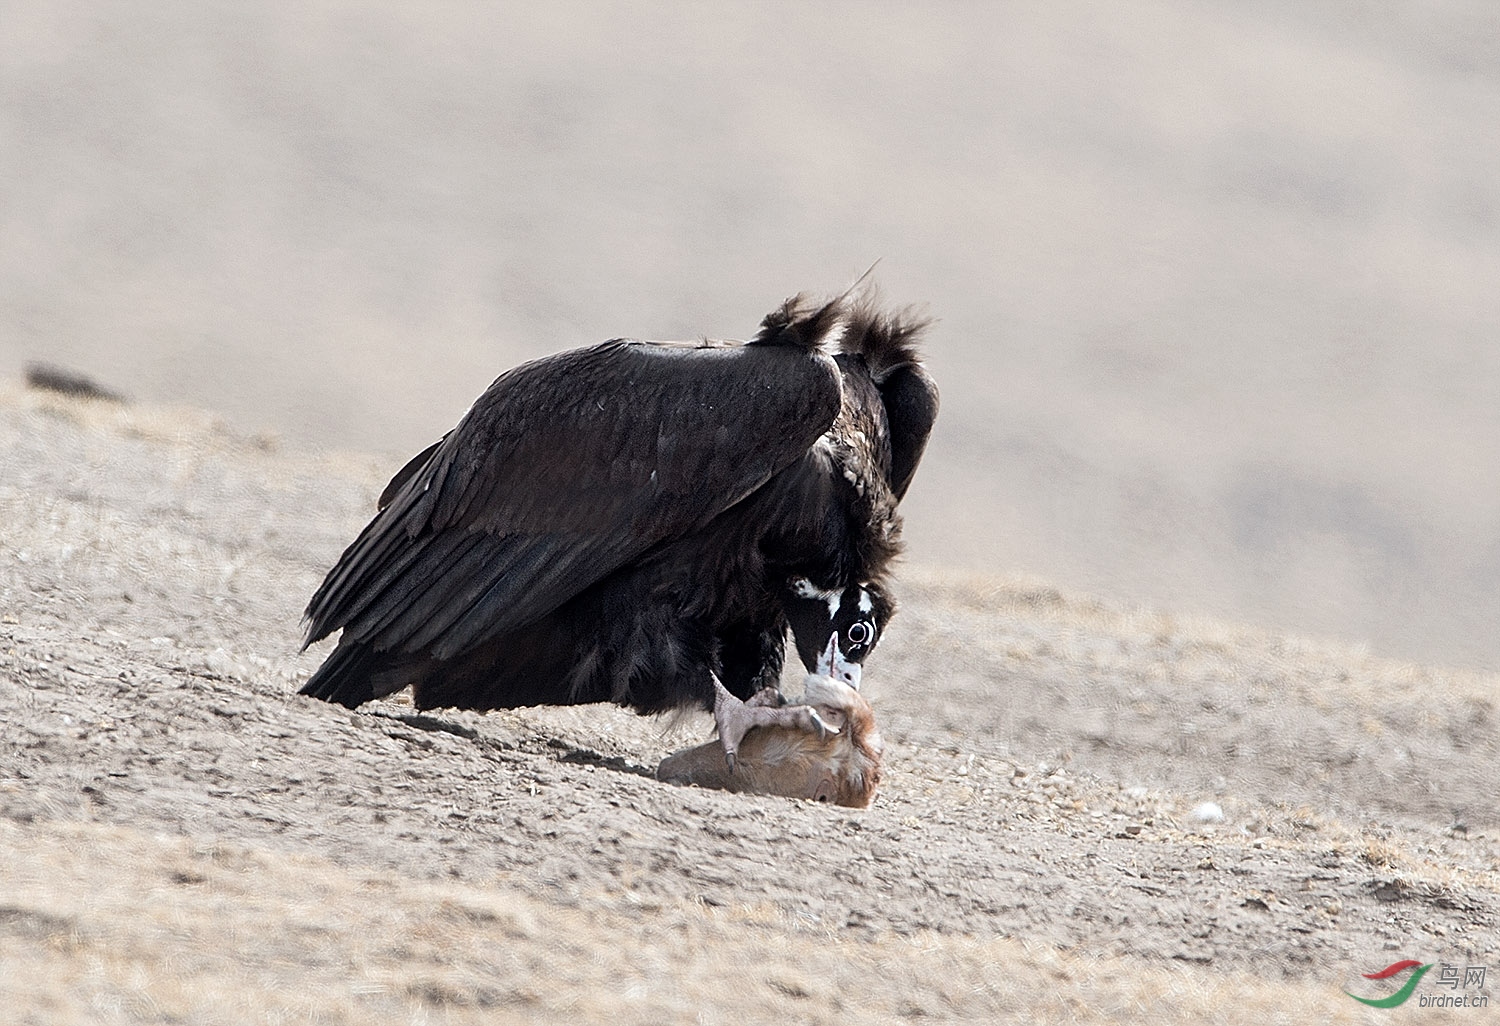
top-left (298, 640), bottom-right (379, 708)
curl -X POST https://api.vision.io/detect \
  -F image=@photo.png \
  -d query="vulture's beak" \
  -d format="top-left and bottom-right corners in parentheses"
top-left (814, 634), bottom-right (861, 690)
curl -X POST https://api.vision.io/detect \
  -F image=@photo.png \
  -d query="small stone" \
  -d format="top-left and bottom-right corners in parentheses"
top-left (1190, 802), bottom-right (1225, 824)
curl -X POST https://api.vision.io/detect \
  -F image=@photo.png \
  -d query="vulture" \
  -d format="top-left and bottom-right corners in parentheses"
top-left (299, 290), bottom-right (938, 766)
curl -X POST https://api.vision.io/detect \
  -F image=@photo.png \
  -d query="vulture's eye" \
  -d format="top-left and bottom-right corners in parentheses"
top-left (847, 621), bottom-right (873, 646)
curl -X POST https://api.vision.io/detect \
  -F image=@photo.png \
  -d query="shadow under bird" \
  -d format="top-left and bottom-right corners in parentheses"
top-left (298, 289), bottom-right (938, 766)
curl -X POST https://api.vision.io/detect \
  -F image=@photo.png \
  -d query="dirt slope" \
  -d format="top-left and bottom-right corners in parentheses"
top-left (2, 384), bottom-right (1497, 1023)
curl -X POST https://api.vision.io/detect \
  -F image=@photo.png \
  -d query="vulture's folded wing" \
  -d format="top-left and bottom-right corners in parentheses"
top-left (303, 338), bottom-right (842, 662)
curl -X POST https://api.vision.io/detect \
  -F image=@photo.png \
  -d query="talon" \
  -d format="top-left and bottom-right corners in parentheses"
top-left (808, 707), bottom-right (837, 741)
top-left (712, 675), bottom-right (745, 771)
top-left (712, 672), bottom-right (837, 775)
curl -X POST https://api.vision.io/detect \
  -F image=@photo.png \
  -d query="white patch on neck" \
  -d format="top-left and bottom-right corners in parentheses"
top-left (791, 577), bottom-right (839, 602)
top-left (790, 577), bottom-right (842, 619)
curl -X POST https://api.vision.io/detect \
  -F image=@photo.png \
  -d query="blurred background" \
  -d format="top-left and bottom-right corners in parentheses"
top-left (3, 1), bottom-right (1498, 670)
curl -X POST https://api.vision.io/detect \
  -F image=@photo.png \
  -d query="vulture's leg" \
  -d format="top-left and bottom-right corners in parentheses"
top-left (713, 675), bottom-right (834, 773)
top-left (746, 687), bottom-right (788, 708)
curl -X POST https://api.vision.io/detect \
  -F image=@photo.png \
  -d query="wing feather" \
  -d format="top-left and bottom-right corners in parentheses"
top-left (880, 363), bottom-right (939, 500)
top-left (303, 338), bottom-right (841, 661)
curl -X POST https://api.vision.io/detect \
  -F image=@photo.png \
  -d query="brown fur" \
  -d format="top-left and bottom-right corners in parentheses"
top-left (656, 676), bottom-right (883, 808)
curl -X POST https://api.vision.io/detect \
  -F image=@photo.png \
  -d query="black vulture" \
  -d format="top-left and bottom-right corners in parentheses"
top-left (299, 290), bottom-right (938, 766)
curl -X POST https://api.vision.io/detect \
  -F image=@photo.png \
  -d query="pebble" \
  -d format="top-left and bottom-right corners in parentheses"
top-left (1190, 801), bottom-right (1225, 824)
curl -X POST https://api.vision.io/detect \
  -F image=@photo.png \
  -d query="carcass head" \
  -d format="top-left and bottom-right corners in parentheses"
top-left (658, 674), bottom-right (883, 808)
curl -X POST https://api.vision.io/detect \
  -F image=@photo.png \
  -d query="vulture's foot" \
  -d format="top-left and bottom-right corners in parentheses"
top-left (713, 676), bottom-right (835, 773)
top-left (746, 686), bottom-right (788, 708)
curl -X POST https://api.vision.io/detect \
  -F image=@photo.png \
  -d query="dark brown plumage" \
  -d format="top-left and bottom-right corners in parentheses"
top-left (299, 290), bottom-right (937, 758)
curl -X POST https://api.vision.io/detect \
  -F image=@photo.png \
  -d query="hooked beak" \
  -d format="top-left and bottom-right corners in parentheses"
top-left (813, 635), bottom-right (861, 690)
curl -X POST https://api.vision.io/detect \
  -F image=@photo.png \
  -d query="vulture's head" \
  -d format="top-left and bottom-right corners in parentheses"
top-left (782, 578), bottom-right (893, 690)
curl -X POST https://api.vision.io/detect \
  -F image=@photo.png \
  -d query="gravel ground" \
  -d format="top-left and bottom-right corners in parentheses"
top-left (2, 384), bottom-right (1497, 1023)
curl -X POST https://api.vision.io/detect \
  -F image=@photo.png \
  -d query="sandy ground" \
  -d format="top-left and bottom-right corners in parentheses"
top-left (3, 385), bottom-right (1498, 1023)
